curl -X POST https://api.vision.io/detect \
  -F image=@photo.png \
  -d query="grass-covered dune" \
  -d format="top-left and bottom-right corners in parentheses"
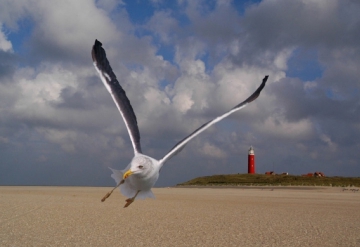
top-left (177, 174), bottom-right (360, 187)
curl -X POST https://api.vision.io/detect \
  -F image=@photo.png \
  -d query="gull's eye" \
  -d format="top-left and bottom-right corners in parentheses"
top-left (138, 165), bottom-right (144, 169)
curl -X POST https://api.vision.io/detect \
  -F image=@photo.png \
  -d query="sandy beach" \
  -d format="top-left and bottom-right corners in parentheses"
top-left (1, 186), bottom-right (359, 247)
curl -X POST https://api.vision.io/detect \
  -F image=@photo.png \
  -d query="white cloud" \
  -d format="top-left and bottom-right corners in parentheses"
top-left (96, 0), bottom-right (125, 12)
top-left (173, 92), bottom-right (194, 114)
top-left (320, 134), bottom-right (337, 152)
top-left (259, 116), bottom-right (315, 140)
top-left (146, 10), bottom-right (178, 44)
top-left (0, 23), bottom-right (12, 52)
top-left (13, 65), bottom-right (79, 118)
top-left (0, 1), bottom-right (28, 30)
top-left (200, 142), bottom-right (227, 159)
top-left (32, 1), bottom-right (120, 60)
top-left (0, 0), bottom-right (122, 65)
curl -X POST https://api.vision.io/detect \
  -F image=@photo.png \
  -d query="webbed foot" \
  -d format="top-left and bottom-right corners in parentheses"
top-left (123, 190), bottom-right (140, 208)
top-left (124, 198), bottom-right (135, 208)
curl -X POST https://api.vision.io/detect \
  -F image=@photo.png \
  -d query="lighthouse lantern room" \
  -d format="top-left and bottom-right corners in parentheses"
top-left (248, 146), bottom-right (255, 174)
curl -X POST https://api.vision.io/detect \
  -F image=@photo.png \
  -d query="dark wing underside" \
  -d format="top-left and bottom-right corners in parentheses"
top-left (159, 75), bottom-right (269, 165)
top-left (92, 40), bottom-right (142, 154)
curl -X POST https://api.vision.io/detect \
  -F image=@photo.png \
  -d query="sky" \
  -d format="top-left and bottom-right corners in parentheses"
top-left (0, 0), bottom-right (359, 187)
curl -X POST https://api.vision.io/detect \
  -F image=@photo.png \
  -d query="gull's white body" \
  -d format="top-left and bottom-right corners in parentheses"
top-left (110, 154), bottom-right (160, 199)
top-left (91, 39), bottom-right (268, 206)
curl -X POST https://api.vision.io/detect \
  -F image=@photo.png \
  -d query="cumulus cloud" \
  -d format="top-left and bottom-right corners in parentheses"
top-left (0, 24), bottom-right (12, 52)
top-left (200, 142), bottom-right (227, 159)
top-left (260, 116), bottom-right (314, 140)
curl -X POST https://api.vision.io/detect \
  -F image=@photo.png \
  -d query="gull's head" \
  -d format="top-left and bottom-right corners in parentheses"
top-left (123, 155), bottom-right (153, 179)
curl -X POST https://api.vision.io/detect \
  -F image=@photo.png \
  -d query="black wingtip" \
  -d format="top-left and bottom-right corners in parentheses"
top-left (92, 39), bottom-right (104, 62)
top-left (242, 75), bottom-right (269, 104)
top-left (258, 75), bottom-right (269, 92)
top-left (94, 39), bottom-right (102, 46)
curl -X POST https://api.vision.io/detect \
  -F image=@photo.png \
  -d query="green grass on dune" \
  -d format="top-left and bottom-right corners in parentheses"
top-left (177, 174), bottom-right (360, 187)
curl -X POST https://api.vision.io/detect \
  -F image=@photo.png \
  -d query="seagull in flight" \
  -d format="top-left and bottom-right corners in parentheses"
top-left (91, 39), bottom-right (268, 208)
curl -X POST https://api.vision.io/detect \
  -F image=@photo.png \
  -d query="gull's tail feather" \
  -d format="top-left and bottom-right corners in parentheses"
top-left (109, 167), bottom-right (124, 185)
top-left (136, 190), bottom-right (155, 200)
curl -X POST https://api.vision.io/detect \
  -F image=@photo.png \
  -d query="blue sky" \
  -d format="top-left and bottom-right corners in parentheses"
top-left (0, 0), bottom-right (359, 188)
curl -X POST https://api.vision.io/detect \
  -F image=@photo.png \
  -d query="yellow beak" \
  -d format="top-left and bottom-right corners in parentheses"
top-left (123, 170), bottom-right (133, 179)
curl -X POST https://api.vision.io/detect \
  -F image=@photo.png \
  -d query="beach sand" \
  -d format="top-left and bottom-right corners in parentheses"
top-left (1, 186), bottom-right (359, 246)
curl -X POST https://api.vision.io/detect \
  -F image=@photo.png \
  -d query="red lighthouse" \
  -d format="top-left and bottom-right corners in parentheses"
top-left (248, 146), bottom-right (255, 174)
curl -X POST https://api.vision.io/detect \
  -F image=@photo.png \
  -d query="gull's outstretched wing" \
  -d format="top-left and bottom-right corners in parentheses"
top-left (92, 39), bottom-right (142, 154)
top-left (159, 75), bottom-right (268, 165)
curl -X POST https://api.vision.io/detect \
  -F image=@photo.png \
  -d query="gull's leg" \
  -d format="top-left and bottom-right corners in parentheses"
top-left (101, 179), bottom-right (125, 202)
top-left (124, 190), bottom-right (140, 208)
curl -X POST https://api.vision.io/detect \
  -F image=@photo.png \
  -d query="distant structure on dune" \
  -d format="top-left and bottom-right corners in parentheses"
top-left (248, 146), bottom-right (255, 174)
top-left (302, 172), bottom-right (326, 177)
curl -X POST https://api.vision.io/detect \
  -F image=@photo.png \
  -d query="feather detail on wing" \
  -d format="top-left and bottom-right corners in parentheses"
top-left (92, 40), bottom-right (142, 154)
top-left (159, 75), bottom-right (269, 165)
